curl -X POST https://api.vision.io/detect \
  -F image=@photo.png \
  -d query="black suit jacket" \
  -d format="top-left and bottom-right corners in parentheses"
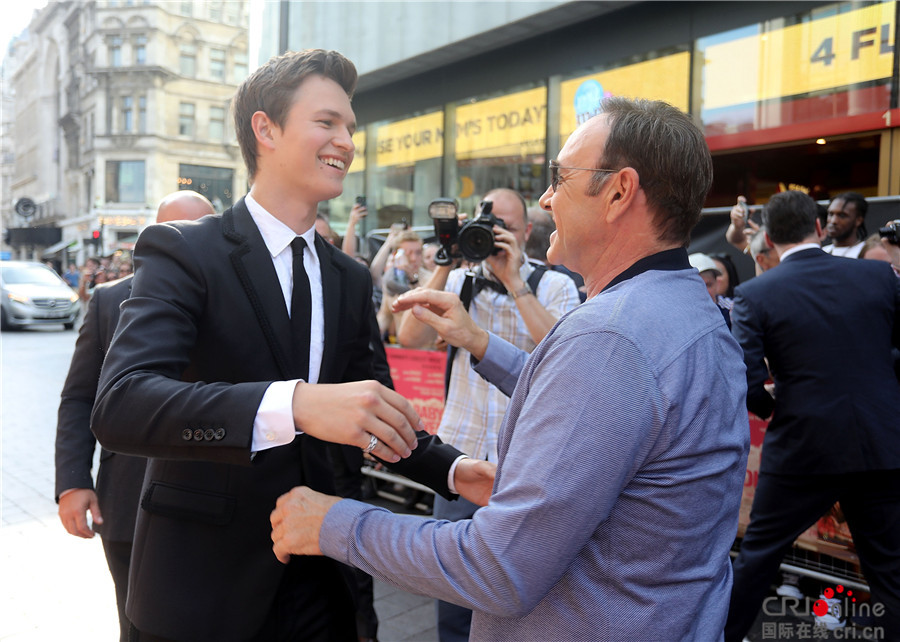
top-left (55, 275), bottom-right (146, 543)
top-left (91, 199), bottom-right (458, 640)
top-left (731, 248), bottom-right (900, 475)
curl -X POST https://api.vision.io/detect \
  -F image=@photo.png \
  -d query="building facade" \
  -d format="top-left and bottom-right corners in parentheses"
top-left (4, 0), bottom-right (249, 265)
top-left (260, 0), bottom-right (900, 238)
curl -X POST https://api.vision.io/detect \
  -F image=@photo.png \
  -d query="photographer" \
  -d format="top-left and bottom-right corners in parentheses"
top-left (397, 187), bottom-right (579, 641)
top-left (377, 229), bottom-right (430, 340)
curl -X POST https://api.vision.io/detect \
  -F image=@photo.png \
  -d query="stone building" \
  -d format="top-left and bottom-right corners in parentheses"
top-left (4, 0), bottom-right (249, 265)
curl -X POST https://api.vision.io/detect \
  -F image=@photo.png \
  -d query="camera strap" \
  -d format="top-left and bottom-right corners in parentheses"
top-left (443, 266), bottom-right (547, 398)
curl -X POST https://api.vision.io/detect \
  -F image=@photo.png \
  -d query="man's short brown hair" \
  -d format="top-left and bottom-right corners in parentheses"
top-left (232, 49), bottom-right (358, 178)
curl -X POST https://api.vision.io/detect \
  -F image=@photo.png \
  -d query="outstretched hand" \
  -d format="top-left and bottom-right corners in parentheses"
top-left (271, 486), bottom-right (340, 562)
top-left (292, 381), bottom-right (421, 463)
top-left (393, 289), bottom-right (489, 360)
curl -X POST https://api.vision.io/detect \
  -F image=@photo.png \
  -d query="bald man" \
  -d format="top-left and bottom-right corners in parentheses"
top-left (55, 190), bottom-right (214, 641)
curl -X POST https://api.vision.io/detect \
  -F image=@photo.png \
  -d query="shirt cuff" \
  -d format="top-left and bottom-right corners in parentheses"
top-left (251, 380), bottom-right (301, 452)
top-left (446, 454), bottom-right (468, 495)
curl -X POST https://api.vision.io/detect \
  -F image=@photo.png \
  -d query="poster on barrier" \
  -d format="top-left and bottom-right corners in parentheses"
top-left (385, 346), bottom-right (446, 434)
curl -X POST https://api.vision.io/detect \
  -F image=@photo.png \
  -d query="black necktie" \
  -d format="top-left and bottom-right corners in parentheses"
top-left (290, 237), bottom-right (312, 381)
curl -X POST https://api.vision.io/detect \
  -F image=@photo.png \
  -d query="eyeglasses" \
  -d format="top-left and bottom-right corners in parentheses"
top-left (549, 159), bottom-right (619, 192)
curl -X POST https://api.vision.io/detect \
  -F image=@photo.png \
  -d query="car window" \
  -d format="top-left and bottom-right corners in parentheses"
top-left (1, 264), bottom-right (65, 286)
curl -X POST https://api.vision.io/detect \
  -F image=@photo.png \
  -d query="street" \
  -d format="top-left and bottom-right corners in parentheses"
top-left (0, 327), bottom-right (437, 641)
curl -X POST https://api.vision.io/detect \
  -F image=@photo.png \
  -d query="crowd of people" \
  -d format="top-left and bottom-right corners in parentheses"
top-left (51, 46), bottom-right (898, 642)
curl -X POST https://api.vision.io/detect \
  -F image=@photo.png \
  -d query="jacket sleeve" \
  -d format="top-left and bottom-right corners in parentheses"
top-left (55, 289), bottom-right (106, 499)
top-left (731, 291), bottom-right (775, 419)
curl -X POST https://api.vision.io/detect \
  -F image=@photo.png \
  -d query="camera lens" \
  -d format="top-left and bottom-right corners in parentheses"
top-left (459, 224), bottom-right (495, 262)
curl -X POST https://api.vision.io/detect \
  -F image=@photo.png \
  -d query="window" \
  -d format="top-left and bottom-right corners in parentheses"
top-left (180, 1), bottom-right (193, 17)
top-left (134, 36), bottom-right (146, 65)
top-left (209, 1), bottom-right (222, 21)
top-left (178, 164), bottom-right (234, 210)
top-left (209, 106), bottom-right (225, 141)
top-left (179, 44), bottom-right (197, 77)
top-left (105, 161), bottom-right (145, 203)
top-left (138, 96), bottom-right (147, 133)
top-left (210, 48), bottom-right (225, 81)
top-left (109, 37), bottom-right (122, 67)
top-left (233, 52), bottom-right (248, 82)
top-left (179, 102), bottom-right (195, 137)
top-left (122, 96), bottom-right (133, 132)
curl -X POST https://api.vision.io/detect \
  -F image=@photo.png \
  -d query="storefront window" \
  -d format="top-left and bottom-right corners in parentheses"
top-left (367, 110), bottom-right (444, 230)
top-left (454, 85), bottom-right (547, 214)
top-left (696, 1), bottom-right (896, 149)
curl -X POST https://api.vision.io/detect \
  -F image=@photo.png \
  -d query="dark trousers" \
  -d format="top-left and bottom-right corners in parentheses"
top-left (433, 494), bottom-right (480, 642)
top-left (101, 538), bottom-right (133, 642)
top-left (725, 470), bottom-right (900, 642)
top-left (130, 556), bottom-right (357, 642)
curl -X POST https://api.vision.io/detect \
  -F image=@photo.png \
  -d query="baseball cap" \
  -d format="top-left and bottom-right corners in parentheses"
top-left (688, 253), bottom-right (722, 276)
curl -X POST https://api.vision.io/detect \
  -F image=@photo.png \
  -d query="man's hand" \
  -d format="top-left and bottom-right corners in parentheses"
top-left (487, 226), bottom-right (525, 291)
top-left (58, 489), bottom-right (102, 539)
top-left (393, 289), bottom-right (489, 360)
top-left (292, 381), bottom-right (421, 463)
top-left (271, 486), bottom-right (340, 562)
top-left (454, 458), bottom-right (496, 507)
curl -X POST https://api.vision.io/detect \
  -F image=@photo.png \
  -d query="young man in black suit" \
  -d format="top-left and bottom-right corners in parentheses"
top-left (726, 190), bottom-right (900, 641)
top-left (55, 190), bottom-right (216, 641)
top-left (91, 50), bottom-right (488, 641)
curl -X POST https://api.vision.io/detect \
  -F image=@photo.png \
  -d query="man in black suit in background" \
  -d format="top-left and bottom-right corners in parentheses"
top-left (55, 190), bottom-right (215, 641)
top-left (726, 190), bottom-right (900, 641)
top-left (91, 50), bottom-right (488, 641)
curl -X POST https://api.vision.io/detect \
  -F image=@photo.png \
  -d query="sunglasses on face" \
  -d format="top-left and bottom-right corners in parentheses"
top-left (548, 159), bottom-right (619, 192)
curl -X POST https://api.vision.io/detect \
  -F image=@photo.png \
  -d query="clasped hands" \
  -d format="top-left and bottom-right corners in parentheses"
top-left (271, 457), bottom-right (496, 562)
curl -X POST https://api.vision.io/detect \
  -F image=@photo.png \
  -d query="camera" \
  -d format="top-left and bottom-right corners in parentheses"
top-left (878, 220), bottom-right (900, 245)
top-left (428, 198), bottom-right (506, 265)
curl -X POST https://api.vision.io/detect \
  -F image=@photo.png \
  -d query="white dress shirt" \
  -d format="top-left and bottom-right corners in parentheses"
top-left (245, 193), bottom-right (324, 452)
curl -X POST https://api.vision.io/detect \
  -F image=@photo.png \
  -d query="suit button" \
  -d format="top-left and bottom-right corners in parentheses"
top-left (214, 428), bottom-right (225, 440)
top-left (193, 429), bottom-right (203, 441)
top-left (204, 429), bottom-right (215, 441)
top-left (182, 429), bottom-right (193, 441)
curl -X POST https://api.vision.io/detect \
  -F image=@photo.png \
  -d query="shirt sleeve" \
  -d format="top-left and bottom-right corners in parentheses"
top-left (320, 330), bottom-right (660, 617)
top-left (471, 332), bottom-right (528, 397)
top-left (251, 380), bottom-right (301, 452)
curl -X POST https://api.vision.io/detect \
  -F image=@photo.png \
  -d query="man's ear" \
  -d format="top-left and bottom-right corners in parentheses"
top-left (251, 111), bottom-right (277, 151)
top-left (764, 231), bottom-right (775, 248)
top-left (604, 167), bottom-right (639, 224)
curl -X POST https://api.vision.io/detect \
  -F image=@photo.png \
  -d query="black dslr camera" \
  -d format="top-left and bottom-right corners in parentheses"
top-left (878, 220), bottom-right (900, 245)
top-left (428, 198), bottom-right (506, 265)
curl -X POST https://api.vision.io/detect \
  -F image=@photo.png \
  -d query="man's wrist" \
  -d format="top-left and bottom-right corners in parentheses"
top-left (510, 284), bottom-right (532, 300)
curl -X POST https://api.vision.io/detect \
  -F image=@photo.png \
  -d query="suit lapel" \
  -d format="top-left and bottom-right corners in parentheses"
top-left (224, 198), bottom-right (294, 380)
top-left (316, 234), bottom-right (342, 383)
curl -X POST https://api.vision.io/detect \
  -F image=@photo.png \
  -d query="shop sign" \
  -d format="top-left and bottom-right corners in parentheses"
top-left (455, 87), bottom-right (547, 160)
top-left (559, 52), bottom-right (690, 142)
top-left (375, 111), bottom-right (444, 168)
top-left (703, 2), bottom-right (895, 111)
top-left (99, 215), bottom-right (147, 227)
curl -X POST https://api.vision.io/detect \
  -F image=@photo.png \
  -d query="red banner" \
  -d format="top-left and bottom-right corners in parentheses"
top-left (385, 347), bottom-right (446, 434)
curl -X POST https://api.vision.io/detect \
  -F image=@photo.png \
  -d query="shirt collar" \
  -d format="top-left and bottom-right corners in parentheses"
top-left (244, 193), bottom-right (317, 259)
top-left (602, 247), bottom-right (690, 293)
top-left (780, 242), bottom-right (822, 261)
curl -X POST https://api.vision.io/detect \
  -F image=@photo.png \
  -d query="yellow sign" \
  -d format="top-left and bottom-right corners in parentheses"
top-left (559, 53), bottom-right (690, 142)
top-left (456, 87), bottom-right (547, 160)
top-left (703, 2), bottom-right (896, 111)
top-left (349, 131), bottom-right (366, 173)
top-left (375, 111), bottom-right (444, 168)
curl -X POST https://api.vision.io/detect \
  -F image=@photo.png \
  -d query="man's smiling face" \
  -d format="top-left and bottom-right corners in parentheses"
top-left (270, 74), bottom-right (356, 204)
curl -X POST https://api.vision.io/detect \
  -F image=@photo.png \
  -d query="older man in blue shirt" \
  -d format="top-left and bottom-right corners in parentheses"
top-left (270, 97), bottom-right (749, 641)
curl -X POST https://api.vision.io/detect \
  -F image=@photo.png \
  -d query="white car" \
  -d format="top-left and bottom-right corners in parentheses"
top-left (1, 261), bottom-right (80, 330)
